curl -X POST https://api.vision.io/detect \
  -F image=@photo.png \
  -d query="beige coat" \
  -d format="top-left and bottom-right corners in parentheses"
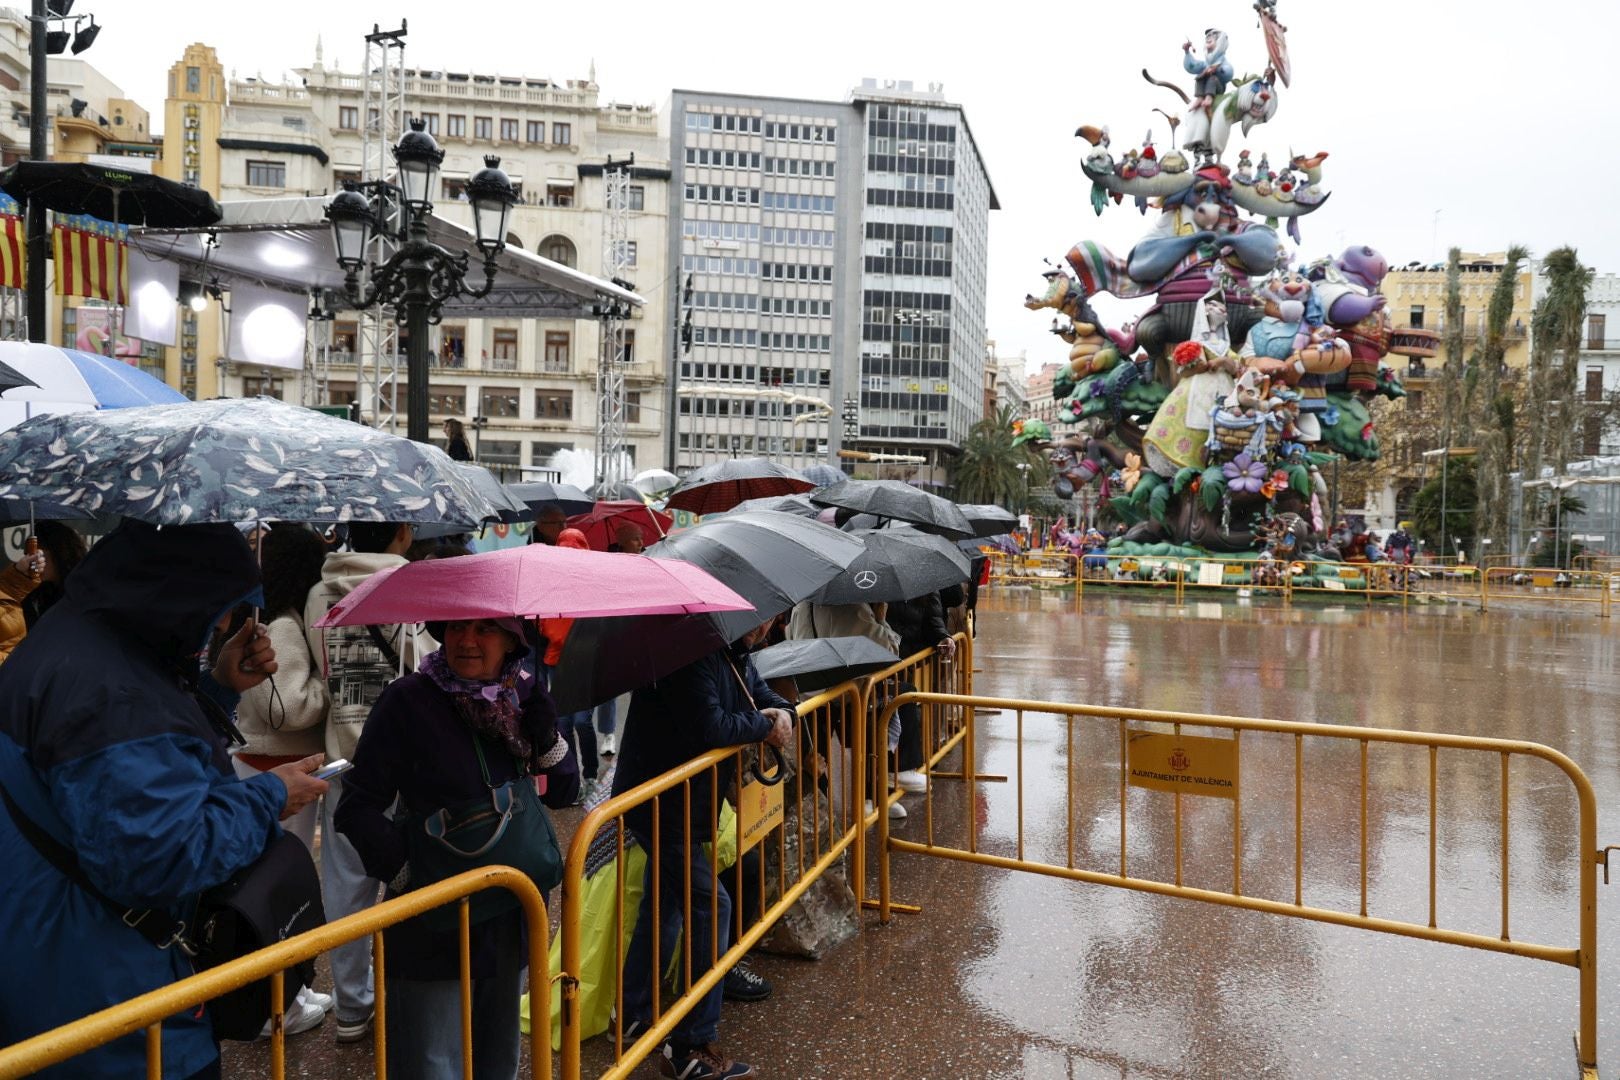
top-left (304, 551), bottom-right (426, 762)
top-left (235, 612), bottom-right (328, 758)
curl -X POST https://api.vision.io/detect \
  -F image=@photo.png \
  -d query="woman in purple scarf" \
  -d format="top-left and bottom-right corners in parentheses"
top-left (336, 617), bottom-right (578, 1080)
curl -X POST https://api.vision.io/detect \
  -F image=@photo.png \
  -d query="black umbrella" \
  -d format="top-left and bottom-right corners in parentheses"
top-left (800, 463), bottom-right (847, 488)
top-left (549, 512), bottom-right (866, 712)
top-left (505, 480), bottom-right (594, 517)
top-left (948, 504), bottom-right (1019, 539)
top-left (810, 479), bottom-right (973, 538)
top-left (0, 162), bottom-right (223, 227)
top-left (664, 457), bottom-right (814, 515)
top-left (752, 636), bottom-right (900, 693)
top-left (0, 358), bottom-right (37, 395)
top-left (812, 528), bottom-right (972, 606)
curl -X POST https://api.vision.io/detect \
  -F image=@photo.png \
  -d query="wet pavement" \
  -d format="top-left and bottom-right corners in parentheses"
top-left (226, 590), bottom-right (1620, 1078)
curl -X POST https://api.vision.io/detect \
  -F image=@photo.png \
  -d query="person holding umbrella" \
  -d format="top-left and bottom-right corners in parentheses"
top-left (612, 620), bottom-right (794, 1080)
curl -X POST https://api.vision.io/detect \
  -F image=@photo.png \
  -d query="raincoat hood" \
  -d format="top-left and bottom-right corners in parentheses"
top-left (320, 550), bottom-right (404, 598)
top-left (61, 520), bottom-right (259, 673)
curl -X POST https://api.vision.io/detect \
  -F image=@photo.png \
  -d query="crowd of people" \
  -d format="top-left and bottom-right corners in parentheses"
top-left (0, 504), bottom-right (977, 1080)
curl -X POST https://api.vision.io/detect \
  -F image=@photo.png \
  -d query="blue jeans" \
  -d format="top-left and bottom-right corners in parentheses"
top-left (621, 834), bottom-right (730, 1048)
top-left (383, 916), bottom-right (522, 1080)
top-left (595, 697), bottom-right (617, 736)
top-left (564, 710), bottom-right (598, 781)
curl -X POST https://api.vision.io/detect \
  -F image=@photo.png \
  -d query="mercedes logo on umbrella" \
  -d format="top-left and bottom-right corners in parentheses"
top-left (853, 569), bottom-right (880, 589)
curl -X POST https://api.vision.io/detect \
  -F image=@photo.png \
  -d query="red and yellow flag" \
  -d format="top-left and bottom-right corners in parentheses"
top-left (0, 213), bottom-right (23, 291)
top-left (52, 224), bottom-right (127, 304)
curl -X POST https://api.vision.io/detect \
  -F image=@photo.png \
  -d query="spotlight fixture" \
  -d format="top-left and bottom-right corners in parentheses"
top-left (70, 16), bottom-right (99, 54)
top-left (43, 28), bottom-right (69, 54)
top-left (44, 0), bottom-right (73, 15)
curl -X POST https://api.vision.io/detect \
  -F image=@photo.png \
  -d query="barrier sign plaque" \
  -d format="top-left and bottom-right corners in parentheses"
top-left (1127, 730), bottom-right (1239, 800)
top-left (737, 776), bottom-right (784, 852)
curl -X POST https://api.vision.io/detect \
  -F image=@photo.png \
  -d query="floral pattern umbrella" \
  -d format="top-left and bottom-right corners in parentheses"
top-left (0, 396), bottom-right (511, 526)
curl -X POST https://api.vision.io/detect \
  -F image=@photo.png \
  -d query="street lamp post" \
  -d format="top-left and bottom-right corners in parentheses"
top-left (26, 0), bottom-right (102, 343)
top-left (325, 122), bottom-right (516, 443)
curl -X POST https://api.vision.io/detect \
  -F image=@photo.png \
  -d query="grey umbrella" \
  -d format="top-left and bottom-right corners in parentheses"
top-left (810, 479), bottom-right (973, 537)
top-left (548, 512), bottom-right (866, 712)
top-left (0, 397), bottom-right (511, 526)
top-left (943, 504), bottom-right (1019, 539)
top-left (719, 492), bottom-right (824, 518)
top-left (812, 528), bottom-right (972, 606)
top-left (664, 456), bottom-right (814, 515)
top-left (800, 463), bottom-right (847, 488)
top-left (455, 463), bottom-right (531, 523)
top-left (506, 480), bottom-right (594, 517)
top-left (752, 635), bottom-right (900, 692)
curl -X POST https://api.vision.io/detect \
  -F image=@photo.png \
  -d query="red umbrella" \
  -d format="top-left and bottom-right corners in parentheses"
top-left (313, 543), bottom-right (752, 627)
top-left (566, 500), bottom-right (673, 551)
top-left (663, 457), bottom-right (814, 515)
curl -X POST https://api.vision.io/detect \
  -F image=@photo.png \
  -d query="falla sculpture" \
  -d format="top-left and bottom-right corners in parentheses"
top-left (1019, 0), bottom-right (1435, 558)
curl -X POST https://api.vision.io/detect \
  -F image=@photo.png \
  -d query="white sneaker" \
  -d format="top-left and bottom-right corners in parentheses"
top-left (258, 994), bottom-right (327, 1039)
top-left (896, 770), bottom-right (927, 794)
top-left (300, 987), bottom-right (334, 1014)
top-left (599, 733), bottom-right (617, 756)
top-left (888, 799), bottom-right (907, 820)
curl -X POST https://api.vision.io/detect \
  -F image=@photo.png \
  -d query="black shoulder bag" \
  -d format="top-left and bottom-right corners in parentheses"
top-left (2, 788), bottom-right (326, 1041)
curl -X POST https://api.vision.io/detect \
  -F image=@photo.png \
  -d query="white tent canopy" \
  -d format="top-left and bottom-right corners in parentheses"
top-left (127, 195), bottom-right (642, 319)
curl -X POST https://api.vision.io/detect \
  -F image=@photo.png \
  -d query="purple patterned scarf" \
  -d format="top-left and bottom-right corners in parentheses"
top-left (420, 649), bottom-right (533, 762)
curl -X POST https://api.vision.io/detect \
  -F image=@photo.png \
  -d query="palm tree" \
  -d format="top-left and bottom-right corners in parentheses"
top-left (952, 405), bottom-right (1049, 511)
top-left (1472, 245), bottom-right (1528, 552)
top-left (1441, 249), bottom-right (1467, 449)
top-left (1537, 248), bottom-right (1594, 475)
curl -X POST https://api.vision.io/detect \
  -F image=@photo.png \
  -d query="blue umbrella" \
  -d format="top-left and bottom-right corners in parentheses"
top-left (0, 343), bottom-right (185, 432)
top-left (0, 397), bottom-right (511, 526)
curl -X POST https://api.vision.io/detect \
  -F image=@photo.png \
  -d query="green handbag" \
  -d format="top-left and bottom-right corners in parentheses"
top-left (402, 733), bottom-right (564, 931)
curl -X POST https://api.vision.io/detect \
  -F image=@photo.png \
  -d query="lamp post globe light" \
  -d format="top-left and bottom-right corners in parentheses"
top-left (325, 120), bottom-right (516, 444)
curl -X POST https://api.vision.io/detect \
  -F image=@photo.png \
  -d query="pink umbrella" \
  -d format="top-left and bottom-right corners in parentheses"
top-left (313, 544), bottom-right (754, 627)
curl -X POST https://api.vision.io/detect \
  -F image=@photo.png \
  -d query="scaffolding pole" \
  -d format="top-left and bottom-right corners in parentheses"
top-left (358, 22), bottom-right (406, 429)
top-left (594, 155), bottom-right (633, 485)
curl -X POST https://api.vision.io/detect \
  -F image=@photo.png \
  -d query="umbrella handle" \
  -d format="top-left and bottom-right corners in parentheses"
top-left (750, 743), bottom-right (788, 787)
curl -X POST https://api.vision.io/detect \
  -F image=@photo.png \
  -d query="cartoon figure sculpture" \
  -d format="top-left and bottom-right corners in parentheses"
top-left (1019, 0), bottom-right (1403, 555)
top-left (1184, 29), bottom-right (1233, 114)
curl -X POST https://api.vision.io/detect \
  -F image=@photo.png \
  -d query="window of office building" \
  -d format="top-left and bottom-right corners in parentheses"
top-left (500, 118), bottom-right (518, 141)
top-left (542, 234), bottom-right (576, 267)
top-left (481, 439), bottom-right (520, 465)
top-left (627, 185), bottom-right (645, 211)
top-left (446, 114), bottom-right (466, 137)
top-left (531, 441), bottom-right (572, 466)
top-left (339, 106), bottom-right (358, 130)
top-left (491, 328), bottom-right (519, 364)
top-left (246, 160), bottom-right (285, 188)
top-left (544, 331), bottom-right (570, 373)
top-left (474, 116), bottom-right (492, 140)
top-left (423, 114), bottom-right (440, 136)
top-left (620, 329), bottom-right (636, 366)
top-left (552, 122), bottom-right (571, 145)
top-left (242, 375), bottom-right (284, 399)
top-left (536, 389), bottom-right (573, 420)
top-left (480, 386), bottom-right (520, 418)
top-left (1591, 314), bottom-right (1608, 349)
top-left (428, 385), bottom-right (466, 414)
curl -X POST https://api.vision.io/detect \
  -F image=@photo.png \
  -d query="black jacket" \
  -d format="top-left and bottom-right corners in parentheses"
top-left (885, 593), bottom-right (948, 658)
top-left (611, 642), bottom-right (791, 842)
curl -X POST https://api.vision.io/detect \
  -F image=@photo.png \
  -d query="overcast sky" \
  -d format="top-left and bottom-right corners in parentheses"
top-left (86, 1), bottom-right (1619, 379)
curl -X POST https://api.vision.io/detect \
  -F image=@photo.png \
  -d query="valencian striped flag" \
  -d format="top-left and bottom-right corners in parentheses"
top-left (52, 212), bottom-right (129, 305)
top-left (0, 192), bottom-right (23, 291)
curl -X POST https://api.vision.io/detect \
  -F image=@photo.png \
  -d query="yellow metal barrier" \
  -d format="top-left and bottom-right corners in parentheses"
top-left (0, 867), bottom-right (553, 1080)
top-left (871, 691), bottom-right (1603, 1079)
top-left (1075, 553), bottom-right (1187, 603)
top-left (1482, 566), bottom-right (1612, 617)
top-left (985, 549), bottom-right (1078, 586)
top-left (558, 680), bottom-right (869, 1080)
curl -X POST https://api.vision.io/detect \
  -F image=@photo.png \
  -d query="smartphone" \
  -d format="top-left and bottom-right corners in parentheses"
top-left (313, 758), bottom-right (353, 781)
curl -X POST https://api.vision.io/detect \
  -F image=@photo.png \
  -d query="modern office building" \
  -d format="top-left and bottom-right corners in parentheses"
top-left (665, 79), bottom-right (996, 480)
